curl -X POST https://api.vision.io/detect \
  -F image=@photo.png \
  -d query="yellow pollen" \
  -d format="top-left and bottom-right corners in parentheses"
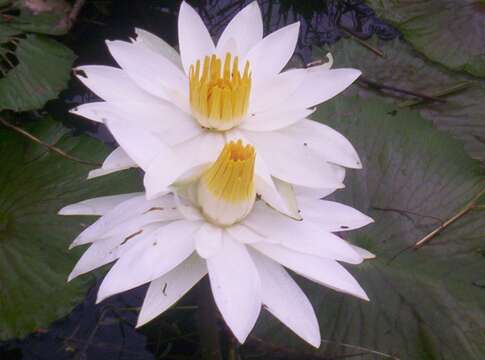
top-left (189, 53), bottom-right (251, 130)
top-left (201, 140), bottom-right (255, 203)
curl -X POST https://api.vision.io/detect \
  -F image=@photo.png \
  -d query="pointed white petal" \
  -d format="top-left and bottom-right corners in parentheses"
top-left (106, 40), bottom-right (187, 100)
top-left (88, 147), bottom-right (136, 179)
top-left (240, 108), bottom-right (314, 132)
top-left (105, 119), bottom-right (176, 171)
top-left (216, 1), bottom-right (263, 57)
top-left (207, 234), bottom-right (261, 343)
top-left (178, 2), bottom-right (215, 74)
top-left (250, 249), bottom-right (320, 347)
top-left (225, 224), bottom-right (265, 244)
top-left (68, 224), bottom-right (159, 281)
top-left (283, 119), bottom-right (362, 169)
top-left (144, 133), bottom-right (224, 200)
top-left (242, 22), bottom-right (300, 86)
top-left (137, 253), bottom-right (207, 327)
top-left (285, 68), bottom-right (361, 110)
top-left (97, 219), bottom-right (202, 303)
top-left (251, 242), bottom-right (369, 301)
top-left (298, 197), bottom-right (374, 232)
top-left (249, 68), bottom-right (306, 113)
top-left (133, 28), bottom-right (183, 69)
top-left (74, 65), bottom-right (160, 103)
top-left (59, 193), bottom-right (140, 216)
top-left (294, 185), bottom-right (336, 199)
top-left (195, 223), bottom-right (223, 259)
top-left (246, 131), bottom-right (346, 189)
top-left (244, 202), bottom-right (363, 264)
top-left (272, 178), bottom-right (301, 220)
top-left (351, 245), bottom-right (376, 260)
top-left (71, 194), bottom-right (178, 247)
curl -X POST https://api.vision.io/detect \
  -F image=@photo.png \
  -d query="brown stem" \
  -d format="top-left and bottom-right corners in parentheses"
top-left (358, 77), bottom-right (446, 103)
top-left (0, 117), bottom-right (101, 167)
top-left (196, 280), bottom-right (223, 360)
top-left (339, 27), bottom-right (384, 57)
top-left (414, 185), bottom-right (485, 249)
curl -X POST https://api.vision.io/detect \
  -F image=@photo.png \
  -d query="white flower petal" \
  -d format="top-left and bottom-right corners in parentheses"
top-left (216, 1), bottom-right (263, 57)
top-left (351, 245), bottom-right (376, 260)
top-left (298, 197), bottom-right (374, 232)
top-left (283, 68), bottom-right (361, 110)
top-left (249, 68), bottom-right (306, 113)
top-left (195, 223), bottom-right (223, 259)
top-left (59, 192), bottom-right (140, 216)
top-left (246, 131), bottom-right (346, 189)
top-left (88, 147), bottom-right (136, 179)
top-left (74, 65), bottom-right (159, 103)
top-left (250, 249), bottom-right (320, 348)
top-left (244, 202), bottom-right (363, 264)
top-left (97, 219), bottom-right (202, 303)
top-left (225, 224), bottom-right (266, 244)
top-left (68, 224), bottom-right (159, 281)
top-left (240, 108), bottom-right (314, 132)
top-left (178, 2), bottom-right (215, 74)
top-left (133, 28), bottom-right (183, 69)
top-left (106, 40), bottom-right (187, 100)
top-left (272, 178), bottom-right (301, 220)
top-left (294, 185), bottom-right (336, 199)
top-left (137, 253), bottom-right (207, 327)
top-left (283, 119), bottom-right (362, 169)
top-left (242, 22), bottom-right (300, 86)
top-left (207, 233), bottom-right (261, 343)
top-left (71, 194), bottom-right (177, 247)
top-left (251, 242), bottom-right (369, 301)
top-left (145, 133), bottom-right (224, 200)
top-left (105, 119), bottom-right (176, 171)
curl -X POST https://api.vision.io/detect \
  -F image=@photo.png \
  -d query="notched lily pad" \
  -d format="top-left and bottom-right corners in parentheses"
top-left (254, 96), bottom-right (485, 360)
top-left (321, 37), bottom-right (485, 162)
top-left (0, 33), bottom-right (75, 111)
top-left (0, 118), bottom-right (141, 340)
top-left (0, 0), bottom-right (71, 35)
top-left (366, 0), bottom-right (485, 77)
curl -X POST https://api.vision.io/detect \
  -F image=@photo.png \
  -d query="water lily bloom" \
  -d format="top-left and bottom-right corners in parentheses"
top-left (60, 141), bottom-right (373, 346)
top-left (70, 1), bottom-right (362, 213)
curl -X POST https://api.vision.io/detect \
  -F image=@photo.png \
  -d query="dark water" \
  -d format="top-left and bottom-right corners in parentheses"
top-left (1, 1), bottom-right (397, 359)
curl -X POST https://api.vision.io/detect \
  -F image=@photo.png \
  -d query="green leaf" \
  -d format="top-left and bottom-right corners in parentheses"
top-left (0, 0), bottom-right (71, 35)
top-left (255, 96), bottom-right (485, 359)
top-left (366, 0), bottom-right (485, 77)
top-left (0, 33), bottom-right (75, 112)
top-left (0, 118), bottom-right (141, 340)
top-left (321, 37), bottom-right (485, 162)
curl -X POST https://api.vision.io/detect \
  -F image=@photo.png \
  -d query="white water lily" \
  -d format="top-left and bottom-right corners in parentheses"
top-left (70, 1), bottom-right (362, 214)
top-left (60, 140), bottom-right (373, 346)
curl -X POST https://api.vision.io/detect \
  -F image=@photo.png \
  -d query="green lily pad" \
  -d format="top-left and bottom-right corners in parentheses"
top-left (0, 0), bottom-right (71, 35)
top-left (320, 37), bottom-right (485, 162)
top-left (0, 118), bottom-right (141, 340)
top-left (0, 33), bottom-right (75, 112)
top-left (366, 0), bottom-right (485, 77)
top-left (255, 96), bottom-right (485, 359)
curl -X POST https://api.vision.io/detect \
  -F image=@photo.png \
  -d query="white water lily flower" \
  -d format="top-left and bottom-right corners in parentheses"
top-left (70, 1), bottom-right (362, 214)
top-left (60, 140), bottom-right (373, 346)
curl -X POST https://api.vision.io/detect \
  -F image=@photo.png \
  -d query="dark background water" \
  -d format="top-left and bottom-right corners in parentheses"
top-left (0, 1), bottom-right (397, 359)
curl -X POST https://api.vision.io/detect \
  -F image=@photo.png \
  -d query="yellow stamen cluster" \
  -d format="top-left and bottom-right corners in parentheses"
top-left (189, 53), bottom-right (251, 131)
top-left (201, 140), bottom-right (255, 203)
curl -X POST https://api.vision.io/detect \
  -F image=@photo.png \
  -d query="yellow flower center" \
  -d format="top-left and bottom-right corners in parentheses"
top-left (197, 140), bottom-right (256, 226)
top-left (189, 53), bottom-right (251, 131)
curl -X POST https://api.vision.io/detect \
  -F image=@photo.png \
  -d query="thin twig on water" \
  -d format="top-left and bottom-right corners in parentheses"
top-left (0, 117), bottom-right (101, 167)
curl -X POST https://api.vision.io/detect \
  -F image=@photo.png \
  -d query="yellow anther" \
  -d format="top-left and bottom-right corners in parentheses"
top-left (189, 53), bottom-right (251, 131)
top-left (201, 140), bottom-right (255, 203)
